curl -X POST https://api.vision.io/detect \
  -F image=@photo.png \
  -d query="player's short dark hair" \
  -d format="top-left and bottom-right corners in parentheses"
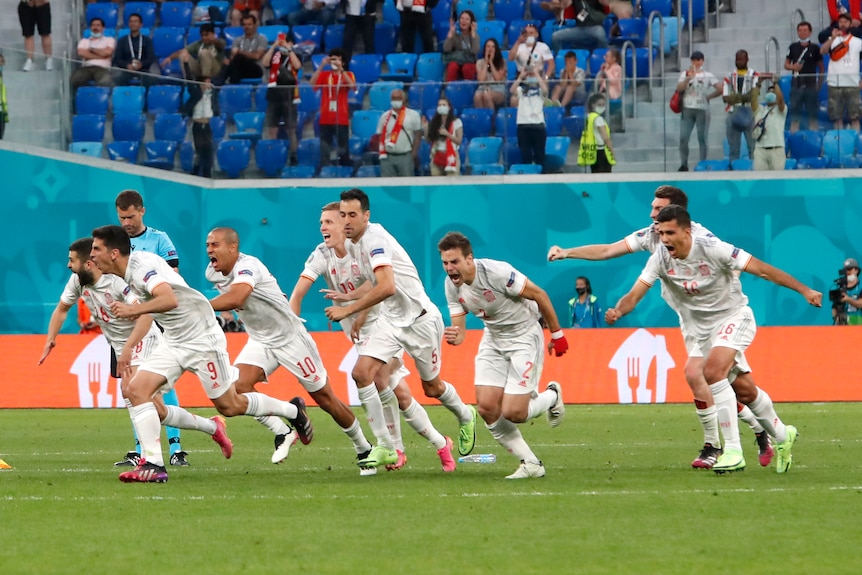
top-left (115, 190), bottom-right (144, 210)
top-left (211, 227), bottom-right (239, 247)
top-left (656, 204), bottom-right (691, 229)
top-left (340, 188), bottom-right (369, 211)
top-left (322, 201), bottom-right (341, 212)
top-left (654, 185), bottom-right (688, 208)
top-left (69, 237), bottom-right (94, 262)
top-left (437, 231), bottom-right (473, 257)
top-left (92, 225), bottom-right (132, 256)
top-left (200, 22), bottom-right (216, 35)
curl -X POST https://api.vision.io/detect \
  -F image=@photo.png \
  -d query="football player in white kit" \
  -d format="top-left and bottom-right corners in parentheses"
top-left (290, 202), bottom-right (457, 474)
top-left (438, 232), bottom-right (568, 479)
top-left (548, 185), bottom-right (774, 470)
top-left (90, 225), bottom-right (304, 483)
top-left (205, 227), bottom-right (374, 470)
top-left (38, 237), bottom-right (233, 470)
top-left (325, 188), bottom-right (478, 469)
top-left (606, 205), bottom-right (822, 474)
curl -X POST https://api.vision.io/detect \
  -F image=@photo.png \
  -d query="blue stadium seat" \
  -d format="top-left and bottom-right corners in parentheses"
top-left (152, 27), bottom-right (186, 58)
top-left (69, 142), bottom-right (104, 158)
top-left (255, 139), bottom-right (289, 177)
top-left (117, 26), bottom-right (151, 39)
top-left (457, 0), bottom-right (490, 19)
top-left (297, 137), bottom-right (322, 167)
top-left (375, 21), bottom-right (398, 55)
top-left (320, 165), bottom-right (355, 178)
top-left (217, 139), bottom-right (252, 177)
top-left (610, 18), bottom-right (648, 47)
top-left (111, 86), bottom-right (146, 114)
top-left (196, 1), bottom-right (230, 26)
top-left (349, 54), bottom-right (383, 85)
top-left (431, 0), bottom-right (453, 23)
top-left (356, 165), bottom-right (381, 178)
top-left (351, 110), bottom-right (383, 145)
top-left (444, 81), bottom-right (477, 114)
top-left (651, 16), bottom-right (682, 55)
top-left (494, 0), bottom-right (526, 26)
top-left (796, 156), bottom-right (828, 169)
top-left (218, 85), bottom-right (255, 119)
top-left (179, 141), bottom-right (195, 172)
top-left (297, 83), bottom-right (322, 114)
top-left (541, 20), bottom-right (570, 46)
top-left (624, 47), bottom-right (655, 78)
top-left (123, 2), bottom-right (157, 27)
top-left (254, 86), bottom-right (269, 113)
top-left (731, 158), bottom-right (752, 171)
top-left (471, 163), bottom-right (505, 175)
top-left (141, 141), bottom-right (179, 170)
top-left (459, 137), bottom-right (469, 166)
top-left (787, 130), bottom-right (823, 159)
top-left (408, 82), bottom-right (443, 112)
top-left (694, 159), bottom-right (731, 171)
top-left (460, 108), bottom-right (493, 140)
top-left (72, 114), bottom-right (106, 142)
top-left (160, 1), bottom-right (194, 28)
top-left (785, 158), bottom-right (798, 170)
top-left (222, 26), bottom-right (244, 48)
top-left (641, 0), bottom-right (673, 17)
top-left (211, 115), bottom-right (227, 140)
top-left (544, 136), bottom-right (570, 172)
top-left (112, 114), bottom-right (147, 142)
top-left (381, 54), bottom-right (418, 82)
top-left (230, 112), bottom-right (265, 142)
top-left (323, 24), bottom-right (345, 50)
top-left (508, 163), bottom-right (542, 174)
top-left (369, 81), bottom-right (404, 111)
top-left (467, 136), bottom-right (503, 165)
top-left (528, 0), bottom-right (556, 21)
top-left (503, 139), bottom-right (522, 165)
top-left (83, 28), bottom-right (117, 39)
top-left (555, 49), bottom-right (590, 73)
top-left (434, 21), bottom-right (451, 46)
top-left (562, 113), bottom-right (585, 139)
top-left (292, 25), bottom-right (324, 53)
top-left (416, 53), bottom-right (444, 82)
top-left (269, 0), bottom-right (301, 24)
top-left (679, 0), bottom-right (705, 25)
top-left (722, 136), bottom-right (750, 159)
top-left (86, 2), bottom-right (119, 29)
top-left (544, 106), bottom-right (564, 137)
top-left (829, 155), bottom-right (860, 168)
top-left (259, 25), bottom-right (290, 44)
top-left (153, 113), bottom-right (187, 142)
top-left (382, 0), bottom-right (400, 25)
top-left (147, 85), bottom-right (182, 114)
top-left (822, 129), bottom-right (857, 161)
top-left (495, 107), bottom-right (518, 139)
top-left (107, 141), bottom-right (141, 163)
top-left (281, 164), bottom-right (317, 178)
top-left (778, 75), bottom-right (792, 105)
top-left (476, 20), bottom-right (506, 48)
top-left (588, 49), bottom-right (608, 77)
top-left (186, 28), bottom-right (201, 46)
top-left (75, 87), bottom-right (111, 115)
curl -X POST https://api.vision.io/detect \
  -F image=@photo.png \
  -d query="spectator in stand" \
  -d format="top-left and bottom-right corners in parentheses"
top-left (182, 66), bottom-right (219, 178)
top-left (342, 0), bottom-right (376, 65)
top-left (376, 89), bottom-right (422, 177)
top-left (549, 0), bottom-right (609, 52)
top-left (310, 48), bottom-right (355, 168)
top-left (722, 49), bottom-right (759, 162)
top-left (785, 21), bottom-right (824, 132)
top-left (577, 93), bottom-right (616, 173)
top-left (221, 13), bottom-right (267, 84)
top-left (113, 13), bottom-right (156, 86)
top-left (751, 83), bottom-right (787, 171)
top-left (18, 0), bottom-right (53, 71)
top-left (70, 18), bottom-right (115, 93)
top-left (0, 53), bottom-right (8, 140)
top-left (288, 0), bottom-right (338, 26)
top-left (821, 13), bottom-right (862, 130)
top-left (230, 0), bottom-right (263, 26)
top-left (676, 51), bottom-right (721, 172)
top-left (161, 23), bottom-right (227, 82)
top-left (443, 11), bottom-right (480, 82)
top-left (77, 298), bottom-right (102, 334)
top-left (596, 48), bottom-right (622, 101)
top-left (427, 96), bottom-right (463, 176)
top-left (473, 38), bottom-right (507, 110)
top-left (511, 66), bottom-right (548, 171)
top-left (262, 33), bottom-right (302, 163)
top-left (551, 51), bottom-right (587, 109)
top-left (818, 0), bottom-right (862, 44)
top-left (568, 277), bottom-right (603, 328)
top-left (397, 0), bottom-right (436, 55)
top-left (509, 24), bottom-right (554, 106)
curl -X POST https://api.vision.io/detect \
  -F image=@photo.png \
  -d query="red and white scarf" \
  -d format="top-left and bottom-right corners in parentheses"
top-left (433, 122), bottom-right (458, 172)
top-left (396, 0), bottom-right (426, 13)
top-left (379, 106), bottom-right (407, 159)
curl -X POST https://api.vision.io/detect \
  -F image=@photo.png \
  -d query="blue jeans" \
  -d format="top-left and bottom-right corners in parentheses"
top-left (725, 112), bottom-right (754, 161)
top-left (679, 107), bottom-right (710, 167)
top-left (287, 6), bottom-right (336, 27)
top-left (551, 25), bottom-right (608, 52)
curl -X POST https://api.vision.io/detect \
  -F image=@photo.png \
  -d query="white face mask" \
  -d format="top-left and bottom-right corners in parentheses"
top-left (798, 34), bottom-right (809, 43)
top-left (437, 105), bottom-right (450, 115)
top-left (849, 273), bottom-right (859, 283)
top-left (391, 100), bottom-right (403, 110)
top-left (90, 31), bottom-right (103, 39)
top-left (594, 105), bottom-right (606, 114)
top-left (525, 36), bottom-right (536, 46)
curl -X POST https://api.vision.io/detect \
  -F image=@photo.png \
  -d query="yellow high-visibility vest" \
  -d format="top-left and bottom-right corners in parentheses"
top-left (578, 112), bottom-right (615, 166)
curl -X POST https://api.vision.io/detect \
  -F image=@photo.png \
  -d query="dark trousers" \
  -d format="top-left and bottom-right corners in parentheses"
top-left (319, 124), bottom-right (350, 166)
top-left (399, 11), bottom-right (434, 54)
top-left (591, 150), bottom-right (613, 173)
top-left (220, 54), bottom-right (263, 85)
top-left (343, 14), bottom-right (376, 64)
top-left (517, 124), bottom-right (547, 171)
top-left (192, 122), bottom-right (214, 177)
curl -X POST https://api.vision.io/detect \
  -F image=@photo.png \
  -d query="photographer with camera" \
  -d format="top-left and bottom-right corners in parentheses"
top-left (831, 258), bottom-right (862, 325)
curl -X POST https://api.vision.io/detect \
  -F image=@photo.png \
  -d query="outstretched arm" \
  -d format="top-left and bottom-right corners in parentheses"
top-left (605, 279), bottom-right (651, 325)
top-left (548, 239), bottom-right (630, 261)
top-left (744, 257), bottom-right (822, 307)
top-left (39, 301), bottom-right (73, 364)
top-left (210, 282), bottom-right (254, 312)
top-left (289, 276), bottom-right (315, 316)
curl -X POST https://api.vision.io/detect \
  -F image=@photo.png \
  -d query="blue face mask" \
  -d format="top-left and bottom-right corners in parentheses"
top-left (91, 31), bottom-right (103, 39)
top-left (764, 92), bottom-right (777, 105)
top-left (525, 76), bottom-right (539, 85)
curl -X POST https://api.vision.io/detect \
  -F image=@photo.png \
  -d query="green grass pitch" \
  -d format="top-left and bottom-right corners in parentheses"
top-left (2, 403), bottom-right (861, 575)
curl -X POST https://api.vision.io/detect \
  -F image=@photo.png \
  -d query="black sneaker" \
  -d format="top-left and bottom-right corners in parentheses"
top-left (678, 165), bottom-right (689, 172)
top-left (289, 397), bottom-right (314, 445)
top-left (114, 451), bottom-right (141, 467)
top-left (691, 443), bottom-right (722, 469)
top-left (169, 451), bottom-right (190, 466)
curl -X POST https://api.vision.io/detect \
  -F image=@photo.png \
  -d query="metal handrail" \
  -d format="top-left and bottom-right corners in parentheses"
top-left (620, 39), bottom-right (636, 119)
top-left (646, 10), bottom-right (665, 95)
top-left (764, 36), bottom-right (780, 76)
top-left (819, 1), bottom-right (825, 34)
top-left (790, 9), bottom-right (806, 39)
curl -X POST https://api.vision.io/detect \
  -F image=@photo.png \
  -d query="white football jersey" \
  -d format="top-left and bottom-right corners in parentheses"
top-left (206, 253), bottom-right (304, 347)
top-left (639, 235), bottom-right (752, 331)
top-left (445, 258), bottom-right (540, 337)
top-left (60, 272), bottom-right (160, 350)
top-left (125, 251), bottom-right (219, 344)
top-left (347, 223), bottom-right (434, 327)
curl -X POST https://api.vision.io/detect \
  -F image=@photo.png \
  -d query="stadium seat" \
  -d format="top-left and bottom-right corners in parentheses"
top-left (117, 26), bottom-right (151, 39)
top-left (679, 0), bottom-right (705, 25)
top-left (107, 140), bottom-right (141, 163)
top-left (141, 141), bottom-right (179, 170)
top-left (495, 107), bottom-right (518, 139)
top-left (528, 0), bottom-right (556, 21)
top-left (350, 110), bottom-right (383, 146)
top-left (349, 54), bottom-right (383, 85)
top-left (778, 75), bottom-right (792, 104)
top-left (408, 82), bottom-right (443, 112)
top-left (787, 130), bottom-right (823, 159)
top-left (112, 113), bottom-right (147, 142)
top-left (147, 85), bottom-right (182, 114)
top-left (72, 114), bottom-right (106, 142)
top-left (210, 115), bottom-right (227, 141)
top-left (259, 25), bottom-right (290, 44)
top-left (323, 24), bottom-right (345, 50)
top-left (651, 16), bottom-right (682, 55)
top-left (75, 86), bottom-right (111, 115)
top-left (544, 136), bottom-right (570, 172)
top-left (730, 158), bottom-right (752, 171)
top-left (588, 49), bottom-right (608, 77)
top-left (829, 155), bottom-right (860, 168)
top-left (785, 158), bottom-right (798, 170)
top-left (160, 1), bottom-right (194, 28)
top-left (292, 25), bottom-right (324, 53)
top-left (187, 28), bottom-right (201, 46)
top-left (217, 139), bottom-right (252, 177)
top-left (179, 141), bottom-right (195, 172)
top-left (356, 164), bottom-right (381, 178)
top-left (503, 139), bottom-right (522, 165)
top-left (416, 53), bottom-right (444, 82)
top-left (269, 0), bottom-right (301, 24)
top-left (494, 0), bottom-right (526, 26)
top-left (460, 108), bottom-right (493, 140)
top-left (476, 20), bottom-right (506, 48)
top-left (822, 129), bottom-right (857, 161)
top-left (196, 1), bottom-right (230, 26)
top-left (722, 137), bottom-right (750, 160)
top-left (471, 163), bottom-right (505, 175)
top-left (694, 159), bottom-right (731, 171)
top-left (382, 0), bottom-right (400, 25)
top-left (86, 2), bottom-right (119, 29)
top-left (541, 20), bottom-right (570, 46)
top-left (297, 137), bottom-right (322, 167)
top-left (281, 164), bottom-right (317, 178)
top-left (111, 86), bottom-right (146, 114)
top-left (562, 113), bottom-right (585, 140)
top-left (320, 165), bottom-right (355, 178)
top-left (431, 0), bottom-right (453, 23)
top-left (222, 26), bottom-right (244, 48)
top-left (375, 21), bottom-right (398, 55)
top-left (229, 112), bottom-right (265, 142)
top-left (508, 163), bottom-right (542, 174)
top-left (153, 113), bottom-right (187, 142)
top-left (555, 49), bottom-right (590, 74)
top-left (296, 83), bottom-right (322, 114)
top-left (369, 81), bottom-right (404, 111)
top-left (123, 2), bottom-right (157, 27)
top-left (467, 136), bottom-right (503, 165)
top-left (83, 28), bottom-right (117, 39)
top-left (444, 81), bottom-right (477, 114)
top-left (255, 139), bottom-right (289, 177)
top-left (624, 47), bottom-right (655, 79)
top-left (610, 18), bottom-right (648, 47)
top-left (218, 85), bottom-right (255, 119)
top-left (544, 106), bottom-right (564, 137)
top-left (381, 54), bottom-right (418, 82)
top-left (796, 156), bottom-right (828, 169)
top-left (457, 0), bottom-right (490, 19)
top-left (641, 0), bottom-right (673, 17)
top-left (69, 142), bottom-right (103, 158)
top-left (152, 27), bottom-right (186, 59)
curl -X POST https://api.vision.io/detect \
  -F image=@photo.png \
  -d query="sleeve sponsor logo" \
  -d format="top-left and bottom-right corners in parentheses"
top-left (506, 272), bottom-right (516, 287)
top-left (122, 286), bottom-right (130, 295)
top-left (731, 248), bottom-right (740, 259)
top-left (166, 250), bottom-right (177, 257)
top-left (143, 270), bottom-right (157, 282)
top-left (370, 248), bottom-right (385, 257)
top-left (238, 269), bottom-right (253, 276)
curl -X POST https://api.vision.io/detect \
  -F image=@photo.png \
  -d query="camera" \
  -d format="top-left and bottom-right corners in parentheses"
top-left (828, 268), bottom-right (847, 305)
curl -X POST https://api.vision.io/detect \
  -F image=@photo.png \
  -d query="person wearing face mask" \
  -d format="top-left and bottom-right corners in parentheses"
top-left (676, 51), bottom-right (721, 172)
top-left (785, 21), bottom-right (824, 132)
top-left (836, 258), bottom-right (862, 325)
top-left (751, 84), bottom-right (787, 171)
top-left (427, 97), bottom-right (463, 176)
top-left (311, 48), bottom-right (355, 168)
top-left (511, 67), bottom-right (549, 171)
top-left (578, 93), bottom-right (615, 173)
top-left (821, 13), bottom-right (862, 130)
top-left (375, 89), bottom-right (422, 177)
top-left (508, 24), bottom-right (554, 106)
top-left (568, 277), bottom-right (603, 328)
top-left (70, 17), bottom-right (115, 93)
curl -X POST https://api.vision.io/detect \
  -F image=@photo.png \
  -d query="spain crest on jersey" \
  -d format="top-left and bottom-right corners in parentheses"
top-left (483, 290), bottom-right (496, 302)
top-left (699, 264), bottom-right (710, 277)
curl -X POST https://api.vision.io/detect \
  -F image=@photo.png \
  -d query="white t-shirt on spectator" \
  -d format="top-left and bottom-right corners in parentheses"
top-left (77, 36), bottom-right (116, 69)
top-left (826, 34), bottom-right (862, 87)
top-left (678, 70), bottom-right (719, 110)
top-left (516, 85), bottom-right (546, 125)
top-left (515, 42), bottom-right (553, 73)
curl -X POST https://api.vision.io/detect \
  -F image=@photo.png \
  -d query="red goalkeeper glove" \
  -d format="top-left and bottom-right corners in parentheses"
top-left (548, 330), bottom-right (569, 357)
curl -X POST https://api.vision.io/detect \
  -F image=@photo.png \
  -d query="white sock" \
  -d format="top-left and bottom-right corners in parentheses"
top-left (243, 392), bottom-right (298, 419)
top-left (747, 387), bottom-right (787, 442)
top-left (357, 385), bottom-right (394, 448)
top-left (255, 416), bottom-right (291, 436)
top-left (527, 388), bottom-right (556, 420)
top-left (402, 399), bottom-right (446, 450)
top-left (711, 378), bottom-right (741, 452)
top-left (340, 419), bottom-right (373, 454)
top-left (378, 387), bottom-right (404, 451)
top-left (696, 404), bottom-right (721, 448)
top-left (486, 417), bottom-right (538, 464)
top-left (737, 403), bottom-right (764, 433)
top-left (438, 381), bottom-right (472, 424)
top-left (162, 405), bottom-right (218, 435)
top-left (130, 402), bottom-right (164, 466)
